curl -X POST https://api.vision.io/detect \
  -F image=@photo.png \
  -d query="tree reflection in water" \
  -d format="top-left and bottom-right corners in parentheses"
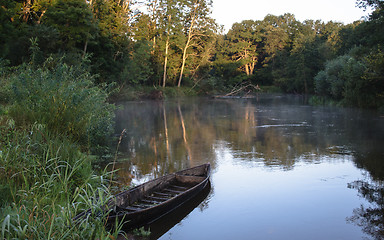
top-left (347, 180), bottom-right (384, 239)
top-left (348, 151), bottom-right (384, 240)
top-left (112, 96), bottom-right (384, 238)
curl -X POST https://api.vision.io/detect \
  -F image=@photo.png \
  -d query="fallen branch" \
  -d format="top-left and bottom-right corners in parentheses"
top-left (215, 83), bottom-right (260, 98)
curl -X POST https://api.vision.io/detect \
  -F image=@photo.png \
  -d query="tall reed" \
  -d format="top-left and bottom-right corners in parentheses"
top-left (0, 123), bottom-right (126, 239)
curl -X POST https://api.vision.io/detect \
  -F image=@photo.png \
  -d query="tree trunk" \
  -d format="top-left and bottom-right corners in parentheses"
top-left (163, 35), bottom-right (169, 87)
top-left (82, 37), bottom-right (88, 58)
top-left (177, 0), bottom-right (198, 87)
top-left (163, 14), bottom-right (171, 87)
top-left (178, 40), bottom-right (189, 87)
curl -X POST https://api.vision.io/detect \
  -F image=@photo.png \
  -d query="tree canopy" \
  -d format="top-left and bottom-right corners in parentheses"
top-left (0, 0), bottom-right (383, 108)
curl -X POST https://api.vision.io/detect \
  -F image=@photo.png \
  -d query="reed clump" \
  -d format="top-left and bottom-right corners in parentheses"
top-left (0, 58), bottom-right (124, 239)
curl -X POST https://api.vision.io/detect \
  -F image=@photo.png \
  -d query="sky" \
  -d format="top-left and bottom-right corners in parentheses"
top-left (211, 0), bottom-right (371, 31)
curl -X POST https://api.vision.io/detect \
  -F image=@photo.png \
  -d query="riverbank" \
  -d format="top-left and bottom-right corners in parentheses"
top-left (109, 84), bottom-right (282, 102)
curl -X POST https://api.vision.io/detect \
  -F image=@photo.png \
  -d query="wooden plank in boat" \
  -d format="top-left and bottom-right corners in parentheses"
top-left (163, 188), bottom-right (183, 194)
top-left (169, 185), bottom-right (189, 190)
top-left (141, 199), bottom-right (160, 205)
top-left (153, 192), bottom-right (173, 197)
top-left (118, 206), bottom-right (142, 212)
top-left (146, 195), bottom-right (169, 201)
top-left (132, 204), bottom-right (151, 209)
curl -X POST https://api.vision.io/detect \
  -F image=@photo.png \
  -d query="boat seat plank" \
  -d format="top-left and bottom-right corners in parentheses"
top-left (163, 188), bottom-right (183, 194)
top-left (153, 192), bottom-right (173, 197)
top-left (117, 206), bottom-right (142, 212)
top-left (146, 195), bottom-right (170, 201)
top-left (141, 199), bottom-right (159, 205)
top-left (169, 184), bottom-right (189, 190)
top-left (132, 204), bottom-right (151, 209)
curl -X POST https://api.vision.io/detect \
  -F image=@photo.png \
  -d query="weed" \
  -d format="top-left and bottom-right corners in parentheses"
top-left (133, 226), bottom-right (151, 237)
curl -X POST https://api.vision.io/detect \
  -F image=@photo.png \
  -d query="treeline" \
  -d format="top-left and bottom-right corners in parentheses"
top-left (0, 0), bottom-right (383, 108)
top-left (214, 1), bottom-right (384, 108)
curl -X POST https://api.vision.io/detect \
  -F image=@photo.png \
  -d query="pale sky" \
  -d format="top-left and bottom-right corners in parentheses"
top-left (212, 0), bottom-right (371, 31)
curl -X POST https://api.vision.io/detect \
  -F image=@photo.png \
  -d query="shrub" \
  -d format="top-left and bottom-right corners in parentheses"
top-left (314, 54), bottom-right (366, 105)
top-left (8, 58), bottom-right (115, 153)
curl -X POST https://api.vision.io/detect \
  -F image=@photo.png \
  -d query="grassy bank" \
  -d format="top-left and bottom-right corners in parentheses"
top-left (0, 59), bottom-right (125, 239)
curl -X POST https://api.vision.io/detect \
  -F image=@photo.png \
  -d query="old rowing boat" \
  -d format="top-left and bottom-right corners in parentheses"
top-left (74, 163), bottom-right (211, 229)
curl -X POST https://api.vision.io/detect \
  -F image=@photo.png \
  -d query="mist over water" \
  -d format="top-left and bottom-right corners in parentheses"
top-left (113, 94), bottom-right (384, 240)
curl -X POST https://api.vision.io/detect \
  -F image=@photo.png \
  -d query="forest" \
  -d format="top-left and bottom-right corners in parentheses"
top-left (0, 0), bottom-right (383, 108)
top-left (0, 0), bottom-right (383, 238)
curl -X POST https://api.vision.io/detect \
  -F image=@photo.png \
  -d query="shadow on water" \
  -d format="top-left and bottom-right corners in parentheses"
top-left (146, 181), bottom-right (212, 240)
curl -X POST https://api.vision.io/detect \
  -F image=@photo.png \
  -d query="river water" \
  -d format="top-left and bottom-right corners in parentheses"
top-left (113, 94), bottom-right (384, 240)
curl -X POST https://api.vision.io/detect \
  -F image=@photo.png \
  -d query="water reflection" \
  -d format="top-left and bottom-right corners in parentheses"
top-left (145, 182), bottom-right (212, 240)
top-left (348, 180), bottom-right (384, 240)
top-left (112, 95), bottom-right (384, 239)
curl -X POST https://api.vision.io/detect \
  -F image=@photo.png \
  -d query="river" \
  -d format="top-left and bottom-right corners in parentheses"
top-left (112, 94), bottom-right (384, 240)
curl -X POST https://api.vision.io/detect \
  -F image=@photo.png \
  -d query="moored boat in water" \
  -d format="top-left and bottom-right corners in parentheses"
top-left (74, 163), bottom-right (211, 229)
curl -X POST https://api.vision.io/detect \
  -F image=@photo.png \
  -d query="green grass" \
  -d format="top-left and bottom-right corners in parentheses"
top-left (0, 57), bottom-right (126, 239)
top-left (0, 122), bottom-right (127, 239)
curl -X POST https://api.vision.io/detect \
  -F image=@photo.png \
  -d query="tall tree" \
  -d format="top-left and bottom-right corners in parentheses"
top-left (43, 0), bottom-right (96, 53)
top-left (158, 0), bottom-right (182, 87)
top-left (177, 0), bottom-right (215, 87)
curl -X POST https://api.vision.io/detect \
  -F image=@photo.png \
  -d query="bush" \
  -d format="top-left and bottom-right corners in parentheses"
top-left (314, 54), bottom-right (367, 105)
top-left (7, 58), bottom-right (115, 153)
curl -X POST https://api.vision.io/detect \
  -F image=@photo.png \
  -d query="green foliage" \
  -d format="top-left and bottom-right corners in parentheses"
top-left (0, 0), bottom-right (383, 109)
top-left (0, 123), bottom-right (92, 205)
top-left (7, 58), bottom-right (115, 152)
top-left (43, 0), bottom-right (96, 51)
top-left (122, 40), bottom-right (154, 85)
top-left (357, 48), bottom-right (384, 108)
top-left (0, 59), bottom-right (11, 104)
top-left (313, 52), bottom-right (383, 108)
top-left (314, 55), bottom-right (353, 99)
top-left (0, 121), bottom-right (125, 239)
top-left (133, 227), bottom-right (151, 237)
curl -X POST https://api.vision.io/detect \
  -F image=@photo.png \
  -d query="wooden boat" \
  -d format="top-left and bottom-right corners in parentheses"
top-left (74, 163), bottom-right (211, 229)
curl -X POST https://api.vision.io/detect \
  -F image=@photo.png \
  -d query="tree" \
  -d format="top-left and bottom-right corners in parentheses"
top-left (225, 20), bottom-right (262, 76)
top-left (157, 0), bottom-right (182, 87)
top-left (177, 0), bottom-right (215, 87)
top-left (43, 0), bottom-right (96, 53)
